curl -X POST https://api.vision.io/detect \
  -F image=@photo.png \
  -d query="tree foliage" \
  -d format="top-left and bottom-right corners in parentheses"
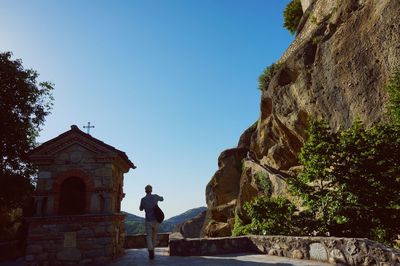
top-left (0, 51), bottom-right (54, 239)
top-left (386, 68), bottom-right (400, 126)
top-left (283, 0), bottom-right (303, 35)
top-left (233, 196), bottom-right (298, 236)
top-left (288, 118), bottom-right (400, 246)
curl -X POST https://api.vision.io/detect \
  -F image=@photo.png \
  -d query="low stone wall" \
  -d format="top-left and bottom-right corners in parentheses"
top-left (124, 233), bottom-right (169, 249)
top-left (169, 235), bottom-right (400, 265)
top-left (25, 214), bottom-right (125, 265)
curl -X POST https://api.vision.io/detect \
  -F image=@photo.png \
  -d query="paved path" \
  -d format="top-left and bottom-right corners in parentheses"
top-left (1, 248), bottom-right (330, 266)
top-left (109, 248), bottom-right (331, 266)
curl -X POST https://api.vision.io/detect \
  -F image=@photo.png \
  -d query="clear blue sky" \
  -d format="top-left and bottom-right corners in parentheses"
top-left (1, 0), bottom-right (293, 219)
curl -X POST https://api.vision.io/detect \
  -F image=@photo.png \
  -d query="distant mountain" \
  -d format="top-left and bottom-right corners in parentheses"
top-left (123, 207), bottom-right (207, 234)
top-left (122, 212), bottom-right (145, 234)
top-left (164, 207), bottom-right (207, 226)
top-left (160, 206), bottom-right (207, 232)
top-left (122, 211), bottom-right (144, 222)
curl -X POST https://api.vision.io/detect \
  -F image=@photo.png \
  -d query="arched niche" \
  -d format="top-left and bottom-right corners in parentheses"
top-left (53, 169), bottom-right (94, 215)
top-left (59, 176), bottom-right (86, 215)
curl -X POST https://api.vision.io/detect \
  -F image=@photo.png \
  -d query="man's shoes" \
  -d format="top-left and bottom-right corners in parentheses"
top-left (148, 249), bottom-right (155, 260)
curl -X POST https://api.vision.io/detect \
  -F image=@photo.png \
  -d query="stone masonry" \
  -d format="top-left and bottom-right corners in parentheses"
top-left (26, 125), bottom-right (135, 265)
top-left (26, 214), bottom-right (125, 265)
top-left (169, 234), bottom-right (400, 265)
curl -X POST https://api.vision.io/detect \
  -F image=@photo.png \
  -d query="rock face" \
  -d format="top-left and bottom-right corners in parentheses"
top-left (202, 0), bottom-right (400, 237)
top-left (175, 210), bottom-right (206, 238)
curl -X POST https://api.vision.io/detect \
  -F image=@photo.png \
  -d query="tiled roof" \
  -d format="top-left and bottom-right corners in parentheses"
top-left (31, 125), bottom-right (136, 169)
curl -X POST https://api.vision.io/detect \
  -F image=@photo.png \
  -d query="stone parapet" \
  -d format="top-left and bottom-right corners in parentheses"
top-left (169, 235), bottom-right (400, 265)
top-left (169, 235), bottom-right (257, 256)
top-left (124, 233), bottom-right (169, 249)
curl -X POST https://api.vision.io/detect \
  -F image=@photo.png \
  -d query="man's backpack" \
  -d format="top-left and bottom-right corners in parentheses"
top-left (154, 204), bottom-right (164, 223)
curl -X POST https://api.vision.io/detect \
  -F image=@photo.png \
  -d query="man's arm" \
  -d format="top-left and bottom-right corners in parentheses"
top-left (139, 199), bottom-right (144, 211)
top-left (157, 195), bottom-right (164, 202)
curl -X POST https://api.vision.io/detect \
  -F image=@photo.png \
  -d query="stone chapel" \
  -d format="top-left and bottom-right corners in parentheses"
top-left (25, 125), bottom-right (135, 265)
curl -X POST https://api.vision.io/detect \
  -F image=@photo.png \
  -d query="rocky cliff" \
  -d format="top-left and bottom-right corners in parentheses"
top-left (202, 0), bottom-right (400, 237)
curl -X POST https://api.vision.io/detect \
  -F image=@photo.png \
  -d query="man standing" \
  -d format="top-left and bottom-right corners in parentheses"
top-left (139, 184), bottom-right (164, 260)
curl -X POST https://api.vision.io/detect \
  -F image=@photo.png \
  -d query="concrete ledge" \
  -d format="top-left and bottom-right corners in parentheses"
top-left (169, 235), bottom-right (400, 265)
top-left (124, 233), bottom-right (169, 249)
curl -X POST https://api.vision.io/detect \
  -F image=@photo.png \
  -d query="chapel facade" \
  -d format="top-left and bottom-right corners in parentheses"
top-left (25, 125), bottom-right (135, 265)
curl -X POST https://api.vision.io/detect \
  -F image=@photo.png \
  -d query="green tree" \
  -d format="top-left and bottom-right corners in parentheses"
top-left (288, 119), bottom-right (352, 235)
top-left (289, 118), bottom-right (400, 246)
top-left (283, 0), bottom-right (303, 35)
top-left (233, 195), bottom-right (297, 236)
top-left (336, 122), bottom-right (400, 243)
top-left (0, 51), bottom-right (54, 239)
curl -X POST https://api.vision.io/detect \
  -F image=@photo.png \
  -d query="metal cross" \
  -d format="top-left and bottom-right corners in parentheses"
top-left (83, 122), bottom-right (95, 134)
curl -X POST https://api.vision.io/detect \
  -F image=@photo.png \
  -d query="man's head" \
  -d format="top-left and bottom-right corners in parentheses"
top-left (145, 185), bottom-right (152, 194)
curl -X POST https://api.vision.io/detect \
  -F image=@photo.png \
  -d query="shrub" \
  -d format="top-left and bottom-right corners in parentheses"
top-left (258, 63), bottom-right (280, 91)
top-left (233, 195), bottom-right (297, 236)
top-left (386, 67), bottom-right (400, 126)
top-left (232, 212), bottom-right (252, 236)
top-left (255, 172), bottom-right (272, 194)
top-left (283, 0), bottom-right (303, 34)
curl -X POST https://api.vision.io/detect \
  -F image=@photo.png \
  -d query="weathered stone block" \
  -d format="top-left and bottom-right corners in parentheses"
top-left (83, 249), bottom-right (104, 259)
top-left (95, 168), bottom-right (111, 177)
top-left (37, 253), bottom-right (48, 261)
top-left (94, 178), bottom-right (102, 188)
top-left (97, 237), bottom-right (112, 245)
top-left (26, 244), bottom-right (43, 254)
top-left (44, 242), bottom-right (59, 253)
top-left (268, 248), bottom-right (278, 256)
top-left (329, 248), bottom-right (346, 264)
top-left (309, 242), bottom-right (328, 261)
top-left (103, 177), bottom-right (112, 187)
top-left (106, 225), bottom-right (114, 234)
top-left (93, 256), bottom-right (108, 264)
top-left (94, 225), bottom-right (106, 235)
top-left (79, 258), bottom-right (93, 265)
top-left (56, 248), bottom-right (81, 261)
top-left (292, 249), bottom-right (304, 259)
top-left (104, 246), bottom-right (114, 256)
top-left (77, 228), bottom-right (95, 238)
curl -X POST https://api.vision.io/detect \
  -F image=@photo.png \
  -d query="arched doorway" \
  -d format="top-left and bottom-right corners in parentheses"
top-left (59, 176), bottom-right (86, 215)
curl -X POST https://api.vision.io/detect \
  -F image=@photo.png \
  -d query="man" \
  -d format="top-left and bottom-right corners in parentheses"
top-left (139, 184), bottom-right (164, 259)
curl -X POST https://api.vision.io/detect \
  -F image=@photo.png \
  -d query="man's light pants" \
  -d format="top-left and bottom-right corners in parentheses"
top-left (145, 221), bottom-right (159, 250)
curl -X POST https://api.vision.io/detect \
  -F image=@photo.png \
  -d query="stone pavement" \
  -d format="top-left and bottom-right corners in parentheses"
top-left (0, 248), bottom-right (330, 266)
top-left (108, 248), bottom-right (331, 266)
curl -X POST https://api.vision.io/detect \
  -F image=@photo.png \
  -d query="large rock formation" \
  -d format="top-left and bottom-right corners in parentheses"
top-left (202, 0), bottom-right (400, 237)
top-left (174, 210), bottom-right (206, 238)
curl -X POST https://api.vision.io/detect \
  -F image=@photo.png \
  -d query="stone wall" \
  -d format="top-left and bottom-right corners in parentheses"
top-left (34, 143), bottom-right (123, 216)
top-left (25, 214), bottom-right (125, 265)
top-left (0, 241), bottom-right (21, 261)
top-left (124, 233), bottom-right (169, 249)
top-left (169, 235), bottom-right (400, 265)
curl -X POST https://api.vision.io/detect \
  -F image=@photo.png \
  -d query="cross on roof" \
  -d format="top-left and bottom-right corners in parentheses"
top-left (83, 122), bottom-right (95, 134)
